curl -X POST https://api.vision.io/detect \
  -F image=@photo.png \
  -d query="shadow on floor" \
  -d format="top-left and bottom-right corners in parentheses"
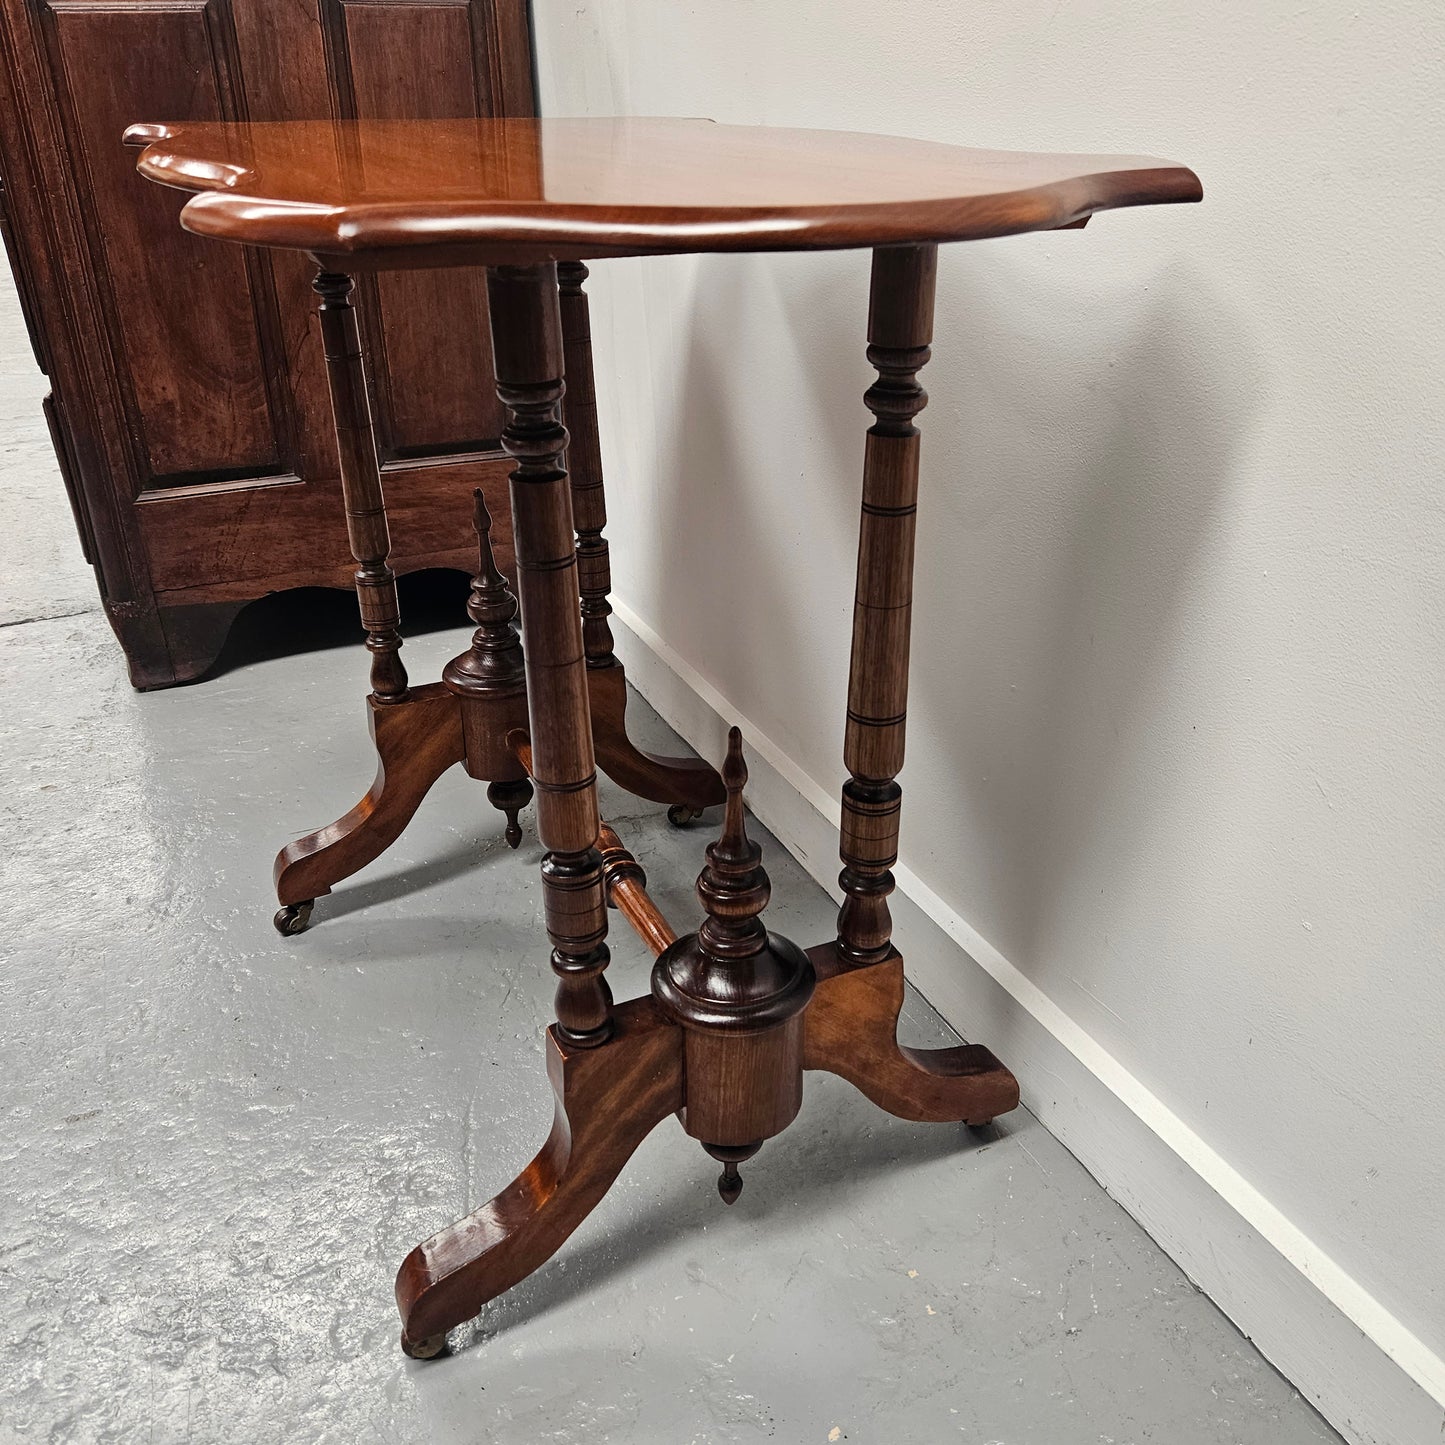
top-left (205, 568), bottom-right (473, 681)
top-left (310, 828), bottom-right (523, 924)
top-left (455, 1112), bottom-right (1002, 1352)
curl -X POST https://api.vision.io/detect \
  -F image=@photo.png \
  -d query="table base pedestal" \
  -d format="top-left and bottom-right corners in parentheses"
top-left (388, 243), bottom-right (1023, 1359)
top-left (395, 743), bottom-right (1018, 1359)
top-left (272, 662), bottom-right (723, 933)
top-left (273, 262), bottom-right (725, 934)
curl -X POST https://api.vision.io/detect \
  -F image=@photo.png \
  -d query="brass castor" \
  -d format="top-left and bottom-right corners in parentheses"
top-left (273, 900), bottom-right (314, 936)
top-left (666, 802), bottom-right (705, 827)
top-left (967, 1118), bottom-right (996, 1136)
top-left (400, 1330), bottom-right (448, 1360)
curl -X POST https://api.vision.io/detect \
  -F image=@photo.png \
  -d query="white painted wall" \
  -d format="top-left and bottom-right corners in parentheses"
top-left (530, 2), bottom-right (1445, 1438)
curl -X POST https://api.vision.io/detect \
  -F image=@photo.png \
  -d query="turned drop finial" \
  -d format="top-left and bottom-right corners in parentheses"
top-left (707, 1142), bottom-right (760, 1205)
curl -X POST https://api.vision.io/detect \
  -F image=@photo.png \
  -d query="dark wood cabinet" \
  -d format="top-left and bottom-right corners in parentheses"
top-left (0, 0), bottom-right (533, 687)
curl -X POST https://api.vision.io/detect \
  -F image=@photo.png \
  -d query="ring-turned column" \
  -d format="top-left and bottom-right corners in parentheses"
top-left (314, 271), bottom-right (408, 701)
top-left (557, 261), bottom-right (617, 669)
top-left (486, 263), bottom-right (612, 1046)
top-left (836, 245), bottom-right (937, 964)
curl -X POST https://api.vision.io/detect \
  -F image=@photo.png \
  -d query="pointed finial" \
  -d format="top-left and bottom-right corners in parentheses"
top-left (442, 488), bottom-right (528, 701)
top-left (714, 726), bottom-right (753, 865)
top-left (723, 725), bottom-right (746, 789)
top-left (695, 729), bottom-right (767, 959)
top-left (445, 489), bottom-right (523, 684)
top-left (472, 488), bottom-right (506, 591)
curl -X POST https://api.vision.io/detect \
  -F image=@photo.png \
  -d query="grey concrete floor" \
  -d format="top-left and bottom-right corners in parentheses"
top-left (0, 333), bottom-right (1344, 1443)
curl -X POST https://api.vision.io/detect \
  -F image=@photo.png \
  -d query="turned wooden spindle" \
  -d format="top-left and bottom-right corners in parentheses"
top-left (653, 727), bottom-right (815, 1202)
top-left (557, 261), bottom-right (617, 669)
top-left (314, 271), bottom-right (408, 702)
top-left (837, 245), bottom-right (936, 964)
top-left (598, 822), bottom-right (678, 956)
top-left (442, 490), bottom-right (532, 847)
top-left (488, 262), bottom-right (612, 1048)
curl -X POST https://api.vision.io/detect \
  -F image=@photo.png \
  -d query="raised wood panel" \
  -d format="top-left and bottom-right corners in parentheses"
top-left (41, 0), bottom-right (284, 488)
top-left (332, 0), bottom-right (502, 459)
top-left (228, 0), bottom-right (341, 484)
top-left (228, 0), bottom-right (332, 116)
top-left (369, 272), bottom-right (499, 459)
top-left (341, 1), bottom-right (487, 118)
top-left (135, 454), bottom-right (515, 598)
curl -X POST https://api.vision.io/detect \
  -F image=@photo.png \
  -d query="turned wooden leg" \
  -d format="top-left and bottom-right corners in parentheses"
top-left (558, 262), bottom-right (725, 821)
top-left (272, 683), bottom-right (465, 930)
top-left (396, 261), bottom-right (642, 1355)
top-left (273, 271), bottom-right (447, 931)
top-left (491, 261), bottom-right (614, 1047)
top-left (817, 245), bottom-right (1020, 1124)
top-left (837, 244), bottom-right (934, 965)
top-left (314, 271), bottom-right (408, 702)
top-left (558, 261), bottom-right (616, 670)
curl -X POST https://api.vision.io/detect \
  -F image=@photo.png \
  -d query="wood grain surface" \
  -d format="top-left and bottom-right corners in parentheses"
top-left (125, 117), bottom-right (1201, 264)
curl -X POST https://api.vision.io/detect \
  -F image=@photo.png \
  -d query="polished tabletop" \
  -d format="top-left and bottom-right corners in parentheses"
top-left (125, 117), bottom-right (1201, 265)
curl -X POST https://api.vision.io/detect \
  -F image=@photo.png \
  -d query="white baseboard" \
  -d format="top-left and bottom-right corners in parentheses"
top-left (611, 600), bottom-right (1445, 1445)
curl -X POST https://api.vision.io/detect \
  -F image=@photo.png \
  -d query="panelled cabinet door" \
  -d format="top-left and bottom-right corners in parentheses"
top-left (324, 0), bottom-right (507, 461)
top-left (35, 0), bottom-right (294, 494)
top-left (0, 0), bottom-right (531, 683)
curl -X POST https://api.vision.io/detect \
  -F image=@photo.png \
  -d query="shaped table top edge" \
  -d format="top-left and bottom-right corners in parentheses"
top-left (124, 118), bottom-right (1202, 270)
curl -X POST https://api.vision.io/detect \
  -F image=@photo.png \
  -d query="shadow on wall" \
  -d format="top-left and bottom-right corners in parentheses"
top-left (201, 568), bottom-right (473, 682)
top-left (914, 255), bottom-right (1267, 977)
top-left (643, 254), bottom-right (863, 771)
top-left (637, 243), bottom-right (1265, 995)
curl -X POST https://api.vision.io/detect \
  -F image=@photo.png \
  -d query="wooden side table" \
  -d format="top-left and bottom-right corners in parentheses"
top-left (129, 116), bottom-right (1200, 1358)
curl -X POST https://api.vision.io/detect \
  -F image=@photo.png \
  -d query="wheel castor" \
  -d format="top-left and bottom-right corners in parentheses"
top-left (273, 900), bottom-right (314, 936)
top-left (667, 803), bottom-right (705, 827)
top-left (401, 1330), bottom-right (448, 1360)
top-left (966, 1117), bottom-right (996, 1137)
